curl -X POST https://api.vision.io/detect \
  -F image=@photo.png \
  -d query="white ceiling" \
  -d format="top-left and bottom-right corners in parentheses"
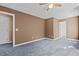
top-left (0, 3), bottom-right (79, 19)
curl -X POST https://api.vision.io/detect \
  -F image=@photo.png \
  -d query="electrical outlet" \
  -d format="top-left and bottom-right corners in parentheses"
top-left (32, 37), bottom-right (34, 39)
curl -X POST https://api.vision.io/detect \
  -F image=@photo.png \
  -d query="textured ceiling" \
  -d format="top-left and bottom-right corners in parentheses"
top-left (0, 3), bottom-right (79, 19)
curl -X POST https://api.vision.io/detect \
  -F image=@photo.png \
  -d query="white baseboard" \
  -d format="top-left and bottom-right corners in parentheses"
top-left (13, 37), bottom-right (79, 47)
top-left (45, 36), bottom-right (61, 40)
top-left (66, 38), bottom-right (79, 41)
top-left (54, 36), bottom-right (62, 40)
top-left (0, 41), bottom-right (12, 44)
top-left (48, 37), bottom-right (79, 42)
top-left (13, 38), bottom-right (46, 47)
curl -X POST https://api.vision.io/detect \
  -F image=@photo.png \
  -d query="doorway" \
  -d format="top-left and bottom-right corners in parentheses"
top-left (0, 11), bottom-right (15, 47)
top-left (59, 20), bottom-right (66, 38)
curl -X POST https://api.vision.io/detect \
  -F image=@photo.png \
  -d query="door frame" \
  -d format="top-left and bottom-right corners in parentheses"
top-left (59, 20), bottom-right (66, 38)
top-left (0, 11), bottom-right (15, 47)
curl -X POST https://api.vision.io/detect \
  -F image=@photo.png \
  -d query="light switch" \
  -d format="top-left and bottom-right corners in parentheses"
top-left (16, 28), bottom-right (19, 31)
top-left (32, 37), bottom-right (34, 39)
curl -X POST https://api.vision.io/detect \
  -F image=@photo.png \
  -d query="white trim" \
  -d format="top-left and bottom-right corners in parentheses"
top-left (66, 38), bottom-right (79, 41)
top-left (47, 37), bottom-right (79, 42)
top-left (53, 36), bottom-right (62, 40)
top-left (0, 11), bottom-right (15, 47)
top-left (0, 41), bottom-right (12, 44)
top-left (0, 11), bottom-right (14, 16)
top-left (13, 14), bottom-right (16, 47)
top-left (13, 38), bottom-right (46, 47)
top-left (46, 36), bottom-right (61, 40)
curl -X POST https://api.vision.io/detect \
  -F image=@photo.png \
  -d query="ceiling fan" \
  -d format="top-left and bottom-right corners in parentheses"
top-left (40, 3), bottom-right (62, 11)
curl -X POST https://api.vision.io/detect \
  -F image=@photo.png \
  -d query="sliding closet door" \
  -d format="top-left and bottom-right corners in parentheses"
top-left (0, 14), bottom-right (12, 44)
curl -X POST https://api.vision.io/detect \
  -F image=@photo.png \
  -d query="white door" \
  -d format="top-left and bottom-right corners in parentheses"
top-left (0, 14), bottom-right (11, 44)
top-left (59, 21), bottom-right (66, 38)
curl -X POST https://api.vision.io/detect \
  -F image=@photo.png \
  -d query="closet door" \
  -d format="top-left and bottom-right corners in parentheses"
top-left (0, 14), bottom-right (11, 44)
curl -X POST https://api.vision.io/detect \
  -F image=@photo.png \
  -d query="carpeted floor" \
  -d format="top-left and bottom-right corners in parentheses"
top-left (0, 38), bottom-right (79, 56)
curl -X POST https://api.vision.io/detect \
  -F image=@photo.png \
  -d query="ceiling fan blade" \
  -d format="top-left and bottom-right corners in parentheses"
top-left (40, 3), bottom-right (47, 5)
top-left (54, 3), bottom-right (62, 7)
top-left (39, 3), bottom-right (62, 11)
top-left (40, 3), bottom-right (50, 6)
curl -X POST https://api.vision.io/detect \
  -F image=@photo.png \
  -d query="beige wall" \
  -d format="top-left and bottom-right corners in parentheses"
top-left (1, 5), bottom-right (79, 45)
top-left (53, 18), bottom-right (59, 38)
top-left (45, 18), bottom-right (59, 39)
top-left (66, 16), bottom-right (79, 39)
top-left (0, 6), bottom-right (45, 44)
top-left (45, 18), bottom-right (53, 38)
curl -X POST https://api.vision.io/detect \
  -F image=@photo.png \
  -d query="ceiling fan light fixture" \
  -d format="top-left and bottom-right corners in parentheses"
top-left (48, 4), bottom-right (53, 8)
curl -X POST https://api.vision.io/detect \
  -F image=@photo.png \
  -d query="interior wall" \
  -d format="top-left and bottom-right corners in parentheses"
top-left (66, 16), bottom-right (79, 39)
top-left (2, 5), bottom-right (78, 45)
top-left (45, 16), bottom-right (79, 40)
top-left (0, 6), bottom-right (45, 45)
top-left (45, 18), bottom-right (59, 39)
top-left (53, 18), bottom-right (59, 38)
top-left (45, 18), bottom-right (53, 38)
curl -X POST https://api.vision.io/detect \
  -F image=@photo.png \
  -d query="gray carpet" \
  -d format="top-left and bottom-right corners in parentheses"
top-left (0, 38), bottom-right (79, 56)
